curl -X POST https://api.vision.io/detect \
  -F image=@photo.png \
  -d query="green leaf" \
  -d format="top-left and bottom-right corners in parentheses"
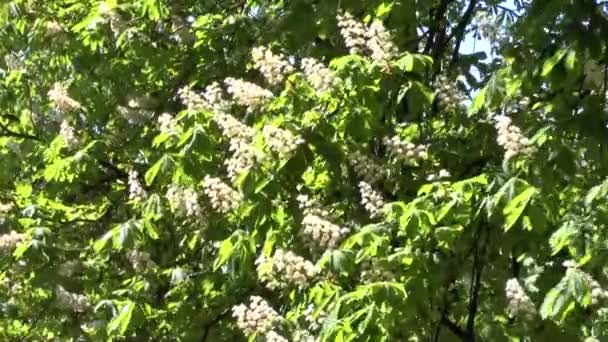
top-left (12, 240), bottom-right (31, 259)
top-left (541, 48), bottom-right (568, 77)
top-left (144, 194), bottom-right (163, 221)
top-left (503, 186), bottom-right (536, 231)
top-left (540, 280), bottom-right (570, 319)
top-left (142, 0), bottom-right (165, 20)
top-left (469, 86), bottom-right (487, 115)
top-left (374, 2), bottom-right (393, 19)
top-left (145, 155), bottom-right (173, 186)
top-left (107, 301), bottom-right (135, 335)
top-left (395, 54), bottom-right (414, 72)
top-left (549, 221), bottom-right (578, 255)
top-left (564, 50), bottom-right (576, 71)
top-left (585, 178), bottom-right (608, 206)
top-left (434, 225), bottom-right (464, 246)
top-left (213, 238), bottom-right (234, 271)
top-left (94, 230), bottom-right (114, 253)
top-left (436, 198), bottom-right (457, 223)
top-left (143, 220), bottom-right (160, 240)
top-left (566, 270), bottom-right (589, 303)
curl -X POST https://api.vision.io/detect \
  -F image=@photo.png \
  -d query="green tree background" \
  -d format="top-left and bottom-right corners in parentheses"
top-left (0, 0), bottom-right (607, 341)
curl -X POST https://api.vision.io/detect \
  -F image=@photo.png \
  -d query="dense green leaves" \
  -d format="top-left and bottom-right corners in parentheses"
top-left (0, 0), bottom-right (607, 341)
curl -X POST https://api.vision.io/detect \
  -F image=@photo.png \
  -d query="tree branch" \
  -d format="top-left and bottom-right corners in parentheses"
top-left (449, 0), bottom-right (480, 69)
top-left (424, 0), bottom-right (454, 55)
top-left (0, 121), bottom-right (41, 141)
top-left (441, 312), bottom-right (470, 340)
top-left (465, 224), bottom-right (489, 341)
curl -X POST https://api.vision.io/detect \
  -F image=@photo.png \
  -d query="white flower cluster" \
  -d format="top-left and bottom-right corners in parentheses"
top-left (262, 125), bottom-right (304, 156)
top-left (266, 330), bottom-right (289, 342)
top-left (226, 141), bottom-right (262, 181)
top-left (301, 58), bottom-right (337, 93)
top-left (336, 11), bottom-right (368, 54)
top-left (59, 120), bottom-right (80, 148)
top-left (367, 21), bottom-right (398, 68)
top-left (157, 113), bottom-right (177, 134)
top-left (0, 202), bottom-right (14, 214)
top-left (302, 304), bottom-right (326, 332)
top-left (337, 12), bottom-right (397, 67)
top-left (0, 231), bottom-right (26, 251)
top-left (360, 261), bottom-right (395, 283)
top-left (494, 115), bottom-right (531, 161)
top-left (252, 46), bottom-right (294, 86)
top-left (201, 82), bottom-right (228, 112)
top-left (55, 285), bottom-right (90, 313)
top-left (301, 214), bottom-right (349, 250)
top-left (127, 250), bottom-right (155, 272)
top-left (426, 169), bottom-right (451, 182)
top-left (166, 185), bottom-right (202, 218)
top-left (202, 176), bottom-right (241, 213)
top-left (45, 21), bottom-right (63, 35)
top-left (214, 113), bottom-right (261, 181)
top-left (177, 82), bottom-right (228, 113)
top-left (590, 279), bottom-right (608, 306)
top-left (177, 85), bottom-right (205, 111)
top-left (296, 194), bottom-right (330, 218)
top-left (232, 296), bottom-right (283, 336)
top-left (128, 171), bottom-right (146, 200)
top-left (48, 82), bottom-right (81, 112)
top-left (434, 75), bottom-right (466, 113)
top-left (225, 77), bottom-right (273, 112)
top-left (358, 181), bottom-right (385, 218)
top-left (214, 113), bottom-right (254, 141)
top-left (505, 278), bottom-right (536, 320)
top-left (383, 135), bottom-right (427, 163)
top-left (256, 249), bottom-right (318, 290)
top-left (350, 151), bottom-right (384, 184)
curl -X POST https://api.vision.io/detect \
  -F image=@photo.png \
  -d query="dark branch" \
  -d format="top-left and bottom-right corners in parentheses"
top-left (465, 224), bottom-right (489, 341)
top-left (424, 0), bottom-right (454, 55)
top-left (0, 121), bottom-right (41, 141)
top-left (449, 0), bottom-right (480, 69)
top-left (466, 253), bottom-right (483, 338)
top-left (441, 313), bottom-right (470, 340)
